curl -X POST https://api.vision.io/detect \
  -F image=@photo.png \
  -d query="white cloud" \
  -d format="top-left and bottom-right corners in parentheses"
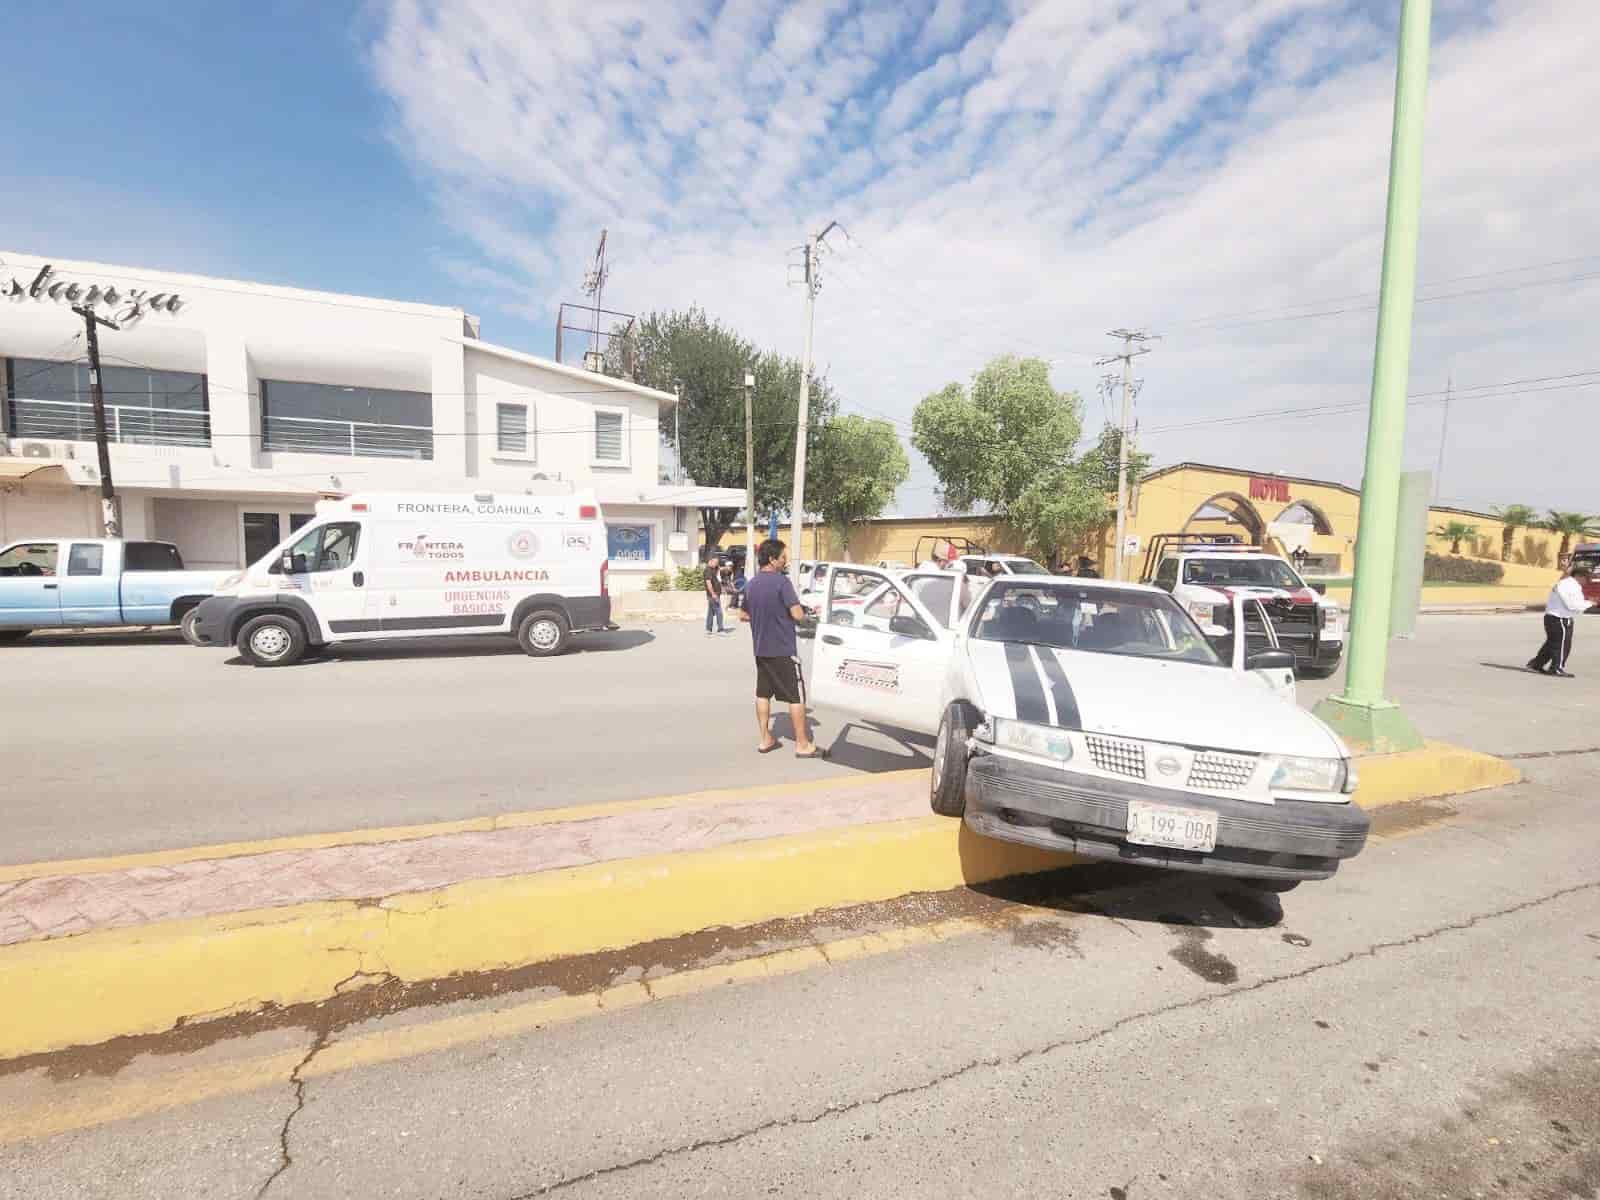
top-left (370, 0), bottom-right (1600, 513)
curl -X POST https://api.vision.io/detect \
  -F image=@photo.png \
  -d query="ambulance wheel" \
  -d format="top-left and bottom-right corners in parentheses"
top-left (930, 701), bottom-right (979, 818)
top-left (517, 610), bottom-right (570, 657)
top-left (179, 608), bottom-right (203, 647)
top-left (237, 613), bottom-right (307, 667)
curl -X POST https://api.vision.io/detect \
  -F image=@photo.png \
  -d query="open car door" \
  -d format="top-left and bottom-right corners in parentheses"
top-left (808, 566), bottom-right (949, 735)
top-left (1229, 593), bottom-right (1297, 703)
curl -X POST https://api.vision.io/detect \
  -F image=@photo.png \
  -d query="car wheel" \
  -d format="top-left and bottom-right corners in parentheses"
top-left (930, 701), bottom-right (980, 817)
top-left (517, 610), bottom-right (570, 657)
top-left (1248, 878), bottom-right (1301, 893)
top-left (179, 608), bottom-right (204, 647)
top-left (236, 613), bottom-right (307, 667)
top-left (0, 629), bottom-right (32, 644)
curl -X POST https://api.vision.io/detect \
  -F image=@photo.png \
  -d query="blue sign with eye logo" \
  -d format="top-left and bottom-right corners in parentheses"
top-left (606, 523), bottom-right (654, 564)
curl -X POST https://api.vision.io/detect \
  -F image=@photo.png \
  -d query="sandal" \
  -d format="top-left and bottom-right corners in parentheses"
top-left (794, 747), bottom-right (830, 760)
top-left (757, 742), bottom-right (782, 754)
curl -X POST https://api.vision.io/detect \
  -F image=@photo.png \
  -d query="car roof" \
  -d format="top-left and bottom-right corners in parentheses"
top-left (984, 574), bottom-right (1166, 595)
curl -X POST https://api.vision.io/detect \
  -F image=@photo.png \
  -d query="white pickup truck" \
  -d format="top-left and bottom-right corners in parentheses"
top-left (0, 538), bottom-right (227, 643)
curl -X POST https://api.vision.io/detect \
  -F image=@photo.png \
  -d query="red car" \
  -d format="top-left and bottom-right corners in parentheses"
top-left (1571, 544), bottom-right (1600, 609)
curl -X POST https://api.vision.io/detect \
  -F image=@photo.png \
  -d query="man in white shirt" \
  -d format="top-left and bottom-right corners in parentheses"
top-left (1528, 562), bottom-right (1592, 677)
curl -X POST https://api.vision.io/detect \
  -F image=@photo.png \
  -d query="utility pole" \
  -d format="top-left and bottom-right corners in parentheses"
top-left (71, 305), bottom-right (121, 537)
top-left (1097, 329), bottom-right (1155, 580)
top-left (744, 370), bottom-right (756, 587)
top-left (673, 380), bottom-right (683, 484)
top-left (1313, 0), bottom-right (1432, 753)
top-left (1433, 372), bottom-right (1451, 501)
top-left (789, 220), bottom-right (840, 586)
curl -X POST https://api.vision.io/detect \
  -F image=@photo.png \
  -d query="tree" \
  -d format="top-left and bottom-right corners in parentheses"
top-left (1077, 425), bottom-right (1153, 497)
top-left (808, 415), bottom-right (909, 560)
top-left (1543, 510), bottom-right (1599, 562)
top-left (1432, 520), bottom-right (1478, 555)
top-left (911, 355), bottom-right (1107, 563)
top-left (911, 355), bottom-right (1084, 513)
top-left (1492, 504), bottom-right (1538, 562)
top-left (606, 307), bottom-right (838, 547)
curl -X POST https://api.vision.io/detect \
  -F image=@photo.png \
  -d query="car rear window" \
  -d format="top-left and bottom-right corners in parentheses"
top-left (123, 542), bottom-right (184, 572)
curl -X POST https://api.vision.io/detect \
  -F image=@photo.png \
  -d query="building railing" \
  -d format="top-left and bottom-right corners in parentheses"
top-left (6, 397), bottom-right (211, 448)
top-left (262, 414), bottom-right (434, 461)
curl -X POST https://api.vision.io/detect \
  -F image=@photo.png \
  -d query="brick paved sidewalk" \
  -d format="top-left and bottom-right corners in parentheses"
top-left (0, 773), bottom-right (927, 948)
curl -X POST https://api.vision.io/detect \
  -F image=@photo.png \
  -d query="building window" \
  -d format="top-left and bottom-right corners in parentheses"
top-left (593, 408), bottom-right (627, 466)
top-left (5, 357), bottom-right (210, 448)
top-left (496, 403), bottom-right (531, 456)
top-left (261, 380), bottom-right (433, 460)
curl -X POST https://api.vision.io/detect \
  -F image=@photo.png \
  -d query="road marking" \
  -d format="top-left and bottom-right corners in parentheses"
top-left (0, 909), bottom-right (1033, 1145)
top-left (0, 770), bottom-right (929, 884)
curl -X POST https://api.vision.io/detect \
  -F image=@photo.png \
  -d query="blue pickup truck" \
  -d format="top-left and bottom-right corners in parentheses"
top-left (0, 538), bottom-right (227, 643)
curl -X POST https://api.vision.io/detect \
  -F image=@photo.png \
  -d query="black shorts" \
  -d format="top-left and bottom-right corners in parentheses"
top-left (755, 655), bottom-right (804, 704)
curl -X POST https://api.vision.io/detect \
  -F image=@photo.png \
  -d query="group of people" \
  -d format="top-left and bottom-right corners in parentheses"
top-left (701, 551), bottom-right (746, 636)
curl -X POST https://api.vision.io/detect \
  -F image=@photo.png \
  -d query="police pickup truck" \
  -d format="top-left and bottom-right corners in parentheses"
top-left (0, 538), bottom-right (227, 642)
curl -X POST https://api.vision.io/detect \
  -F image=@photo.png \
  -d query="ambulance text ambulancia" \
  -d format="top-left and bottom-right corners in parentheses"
top-left (189, 491), bottom-right (612, 666)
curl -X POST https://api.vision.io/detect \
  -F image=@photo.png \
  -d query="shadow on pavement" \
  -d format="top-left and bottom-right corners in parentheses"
top-left (7, 630), bottom-right (186, 648)
top-left (821, 721), bottom-right (935, 772)
top-left (970, 858), bottom-right (1290, 936)
top-left (223, 629), bottom-right (655, 667)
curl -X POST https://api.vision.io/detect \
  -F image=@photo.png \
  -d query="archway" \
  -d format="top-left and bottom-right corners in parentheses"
top-left (1182, 492), bottom-right (1265, 545)
top-left (1272, 499), bottom-right (1333, 535)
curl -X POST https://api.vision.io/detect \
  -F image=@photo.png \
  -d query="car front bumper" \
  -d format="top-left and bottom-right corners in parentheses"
top-left (963, 753), bottom-right (1369, 882)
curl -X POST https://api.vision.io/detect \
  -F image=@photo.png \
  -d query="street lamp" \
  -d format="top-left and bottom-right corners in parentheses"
top-left (744, 370), bottom-right (756, 584)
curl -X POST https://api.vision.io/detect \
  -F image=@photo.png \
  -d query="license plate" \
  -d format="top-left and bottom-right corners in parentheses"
top-left (1126, 800), bottom-right (1217, 852)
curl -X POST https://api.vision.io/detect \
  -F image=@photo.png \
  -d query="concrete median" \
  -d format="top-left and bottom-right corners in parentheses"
top-left (0, 743), bottom-right (1518, 1061)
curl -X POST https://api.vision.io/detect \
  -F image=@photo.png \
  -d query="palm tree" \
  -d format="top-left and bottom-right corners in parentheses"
top-left (1432, 520), bottom-right (1478, 555)
top-left (1543, 511), bottom-right (1600, 562)
top-left (1492, 504), bottom-right (1538, 562)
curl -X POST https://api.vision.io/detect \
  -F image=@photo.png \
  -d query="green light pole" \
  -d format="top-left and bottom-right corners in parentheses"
top-left (1314, 0), bottom-right (1431, 753)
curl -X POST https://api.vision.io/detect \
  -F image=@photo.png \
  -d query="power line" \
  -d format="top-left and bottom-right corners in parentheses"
top-left (1164, 253), bottom-right (1600, 331)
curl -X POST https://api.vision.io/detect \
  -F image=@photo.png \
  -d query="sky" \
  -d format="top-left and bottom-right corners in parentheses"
top-left (5, 0), bottom-right (1597, 516)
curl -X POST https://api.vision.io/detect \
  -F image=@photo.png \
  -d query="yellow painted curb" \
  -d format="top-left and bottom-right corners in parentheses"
top-left (0, 815), bottom-right (1064, 1060)
top-left (0, 742), bottom-right (1518, 1061)
top-left (0, 769), bottom-right (928, 884)
top-left (1351, 740), bottom-right (1521, 810)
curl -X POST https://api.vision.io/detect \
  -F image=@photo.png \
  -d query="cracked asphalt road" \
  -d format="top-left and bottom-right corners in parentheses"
top-left (4, 749), bottom-right (1598, 1199)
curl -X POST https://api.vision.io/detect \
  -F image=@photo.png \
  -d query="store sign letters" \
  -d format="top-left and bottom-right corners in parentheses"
top-left (0, 263), bottom-right (183, 324)
top-left (1248, 477), bottom-right (1290, 502)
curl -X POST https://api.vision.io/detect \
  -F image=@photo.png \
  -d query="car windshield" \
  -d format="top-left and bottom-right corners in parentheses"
top-left (1184, 556), bottom-right (1303, 589)
top-left (971, 581), bottom-right (1222, 666)
top-left (1002, 558), bottom-right (1051, 575)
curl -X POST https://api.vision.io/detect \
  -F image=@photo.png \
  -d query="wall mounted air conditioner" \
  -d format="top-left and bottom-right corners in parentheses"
top-left (18, 441), bottom-right (78, 460)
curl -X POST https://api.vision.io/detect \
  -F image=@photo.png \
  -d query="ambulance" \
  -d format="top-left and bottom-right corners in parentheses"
top-left (188, 491), bottom-right (612, 666)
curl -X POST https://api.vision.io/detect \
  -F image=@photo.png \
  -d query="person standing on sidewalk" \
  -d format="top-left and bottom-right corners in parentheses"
top-left (1528, 562), bottom-right (1591, 677)
top-left (703, 551), bottom-right (729, 637)
top-left (738, 538), bottom-right (826, 758)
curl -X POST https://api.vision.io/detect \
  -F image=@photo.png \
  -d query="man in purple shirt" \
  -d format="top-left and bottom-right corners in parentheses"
top-left (737, 538), bottom-right (826, 758)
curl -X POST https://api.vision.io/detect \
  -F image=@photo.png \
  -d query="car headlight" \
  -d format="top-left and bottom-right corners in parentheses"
top-left (1267, 754), bottom-right (1348, 793)
top-left (992, 718), bottom-right (1074, 762)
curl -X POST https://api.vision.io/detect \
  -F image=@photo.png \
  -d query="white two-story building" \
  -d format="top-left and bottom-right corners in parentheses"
top-left (0, 251), bottom-right (739, 590)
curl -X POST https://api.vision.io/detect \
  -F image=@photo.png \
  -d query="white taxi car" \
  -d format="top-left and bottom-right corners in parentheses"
top-left (809, 569), bottom-right (1369, 889)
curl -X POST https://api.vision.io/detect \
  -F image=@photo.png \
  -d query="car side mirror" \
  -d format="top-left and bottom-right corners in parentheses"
top-left (889, 614), bottom-right (934, 640)
top-left (281, 551), bottom-right (307, 575)
top-left (1310, 582), bottom-right (1327, 595)
top-left (1245, 648), bottom-right (1295, 672)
